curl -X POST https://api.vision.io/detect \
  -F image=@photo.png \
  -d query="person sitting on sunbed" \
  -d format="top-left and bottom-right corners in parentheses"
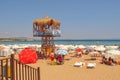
top-left (101, 56), bottom-right (107, 64)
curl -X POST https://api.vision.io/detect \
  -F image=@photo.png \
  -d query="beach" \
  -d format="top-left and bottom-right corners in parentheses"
top-left (0, 43), bottom-right (120, 80)
top-left (28, 54), bottom-right (120, 80)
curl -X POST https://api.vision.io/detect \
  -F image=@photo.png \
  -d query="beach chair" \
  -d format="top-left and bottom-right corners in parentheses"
top-left (87, 63), bottom-right (96, 68)
top-left (74, 62), bottom-right (85, 67)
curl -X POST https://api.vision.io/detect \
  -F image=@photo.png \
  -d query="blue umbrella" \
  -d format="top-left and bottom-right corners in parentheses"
top-left (56, 49), bottom-right (68, 55)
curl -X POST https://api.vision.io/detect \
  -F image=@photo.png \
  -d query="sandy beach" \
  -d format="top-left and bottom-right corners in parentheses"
top-left (1, 44), bottom-right (120, 80)
top-left (28, 54), bottom-right (120, 80)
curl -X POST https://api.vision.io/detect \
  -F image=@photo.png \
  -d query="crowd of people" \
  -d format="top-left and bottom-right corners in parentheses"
top-left (100, 56), bottom-right (120, 66)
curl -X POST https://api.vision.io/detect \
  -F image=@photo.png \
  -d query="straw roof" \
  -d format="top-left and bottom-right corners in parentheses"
top-left (33, 16), bottom-right (60, 29)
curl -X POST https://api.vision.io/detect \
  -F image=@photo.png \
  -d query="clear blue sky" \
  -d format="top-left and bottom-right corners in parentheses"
top-left (0, 0), bottom-right (120, 39)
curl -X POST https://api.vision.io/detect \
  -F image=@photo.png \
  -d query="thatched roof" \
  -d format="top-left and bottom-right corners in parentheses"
top-left (33, 16), bottom-right (60, 29)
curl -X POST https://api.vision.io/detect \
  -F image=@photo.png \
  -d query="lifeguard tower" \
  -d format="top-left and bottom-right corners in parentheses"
top-left (33, 16), bottom-right (61, 58)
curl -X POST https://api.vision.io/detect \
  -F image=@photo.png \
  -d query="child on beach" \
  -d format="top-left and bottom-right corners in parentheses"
top-left (50, 53), bottom-right (56, 65)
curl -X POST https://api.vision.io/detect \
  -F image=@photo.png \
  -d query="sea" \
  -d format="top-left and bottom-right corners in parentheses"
top-left (0, 39), bottom-right (120, 46)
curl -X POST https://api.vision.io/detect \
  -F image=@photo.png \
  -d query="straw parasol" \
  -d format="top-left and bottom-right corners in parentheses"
top-left (52, 19), bottom-right (60, 29)
top-left (33, 16), bottom-right (60, 30)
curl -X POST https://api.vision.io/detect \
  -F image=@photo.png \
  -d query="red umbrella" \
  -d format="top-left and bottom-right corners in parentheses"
top-left (19, 48), bottom-right (38, 64)
top-left (75, 47), bottom-right (83, 53)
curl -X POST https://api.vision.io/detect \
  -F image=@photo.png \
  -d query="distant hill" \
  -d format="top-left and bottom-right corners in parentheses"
top-left (0, 37), bottom-right (34, 41)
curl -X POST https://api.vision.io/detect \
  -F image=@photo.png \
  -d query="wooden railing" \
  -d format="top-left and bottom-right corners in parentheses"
top-left (0, 57), bottom-right (10, 80)
top-left (0, 54), bottom-right (40, 80)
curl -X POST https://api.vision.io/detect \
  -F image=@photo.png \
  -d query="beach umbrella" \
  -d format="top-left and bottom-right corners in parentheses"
top-left (106, 46), bottom-right (119, 50)
top-left (75, 47), bottom-right (82, 53)
top-left (78, 45), bottom-right (86, 49)
top-left (56, 45), bottom-right (67, 50)
top-left (61, 46), bottom-right (68, 50)
top-left (103, 50), bottom-right (120, 59)
top-left (56, 49), bottom-right (68, 55)
top-left (107, 50), bottom-right (120, 55)
top-left (33, 16), bottom-right (60, 29)
top-left (55, 46), bottom-right (61, 50)
top-left (33, 16), bottom-right (61, 37)
top-left (19, 48), bottom-right (38, 64)
top-left (0, 45), bottom-right (5, 50)
top-left (85, 46), bottom-right (95, 51)
top-left (52, 19), bottom-right (60, 29)
top-left (68, 45), bottom-right (75, 50)
top-left (104, 53), bottom-right (117, 59)
top-left (95, 46), bottom-right (106, 51)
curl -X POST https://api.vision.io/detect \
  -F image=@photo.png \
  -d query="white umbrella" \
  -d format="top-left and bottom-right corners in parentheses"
top-left (95, 46), bottom-right (106, 51)
top-left (68, 45), bottom-right (75, 50)
top-left (107, 50), bottom-right (120, 55)
top-left (106, 46), bottom-right (119, 50)
top-left (104, 53), bottom-right (117, 59)
top-left (78, 45), bottom-right (86, 49)
top-left (85, 46), bottom-right (94, 51)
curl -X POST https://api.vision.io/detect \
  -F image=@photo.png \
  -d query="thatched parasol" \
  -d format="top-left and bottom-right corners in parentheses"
top-left (52, 19), bottom-right (60, 29)
top-left (33, 16), bottom-right (60, 30)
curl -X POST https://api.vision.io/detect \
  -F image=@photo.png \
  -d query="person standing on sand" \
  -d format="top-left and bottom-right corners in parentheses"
top-left (56, 54), bottom-right (64, 65)
top-left (50, 53), bottom-right (56, 65)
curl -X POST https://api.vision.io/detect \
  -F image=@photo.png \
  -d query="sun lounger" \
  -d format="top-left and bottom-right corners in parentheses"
top-left (74, 62), bottom-right (85, 67)
top-left (87, 63), bottom-right (96, 68)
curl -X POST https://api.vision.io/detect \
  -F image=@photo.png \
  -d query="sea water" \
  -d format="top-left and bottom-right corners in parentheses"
top-left (0, 39), bottom-right (120, 46)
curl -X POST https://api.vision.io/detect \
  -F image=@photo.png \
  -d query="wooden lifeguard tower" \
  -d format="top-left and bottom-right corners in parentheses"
top-left (33, 16), bottom-right (61, 58)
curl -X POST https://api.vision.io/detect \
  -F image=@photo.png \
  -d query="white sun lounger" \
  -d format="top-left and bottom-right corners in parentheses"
top-left (74, 62), bottom-right (85, 67)
top-left (87, 63), bottom-right (96, 68)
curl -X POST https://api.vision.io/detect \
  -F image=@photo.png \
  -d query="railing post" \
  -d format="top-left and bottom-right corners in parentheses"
top-left (10, 54), bottom-right (15, 80)
top-left (1, 60), bottom-right (4, 80)
top-left (37, 67), bottom-right (40, 80)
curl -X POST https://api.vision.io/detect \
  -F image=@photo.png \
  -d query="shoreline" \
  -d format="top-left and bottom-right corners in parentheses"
top-left (0, 40), bottom-right (120, 46)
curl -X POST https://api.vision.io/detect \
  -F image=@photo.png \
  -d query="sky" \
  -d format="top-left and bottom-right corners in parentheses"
top-left (0, 0), bottom-right (120, 39)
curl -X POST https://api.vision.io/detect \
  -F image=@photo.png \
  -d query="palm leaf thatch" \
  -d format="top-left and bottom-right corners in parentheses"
top-left (33, 16), bottom-right (60, 30)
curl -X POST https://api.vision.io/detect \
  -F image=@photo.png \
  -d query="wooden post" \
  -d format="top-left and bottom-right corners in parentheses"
top-left (1, 60), bottom-right (3, 80)
top-left (16, 60), bottom-right (18, 80)
top-left (10, 54), bottom-right (15, 80)
top-left (37, 67), bottom-right (40, 80)
top-left (6, 59), bottom-right (9, 80)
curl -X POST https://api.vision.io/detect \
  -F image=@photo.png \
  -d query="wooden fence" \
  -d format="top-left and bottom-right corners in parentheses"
top-left (0, 54), bottom-right (40, 80)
